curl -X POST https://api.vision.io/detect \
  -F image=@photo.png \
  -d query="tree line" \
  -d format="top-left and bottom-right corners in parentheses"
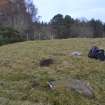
top-left (35, 14), bottom-right (105, 39)
top-left (0, 0), bottom-right (105, 45)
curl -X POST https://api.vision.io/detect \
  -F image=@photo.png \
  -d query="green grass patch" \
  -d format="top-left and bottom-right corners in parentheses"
top-left (0, 38), bottom-right (105, 105)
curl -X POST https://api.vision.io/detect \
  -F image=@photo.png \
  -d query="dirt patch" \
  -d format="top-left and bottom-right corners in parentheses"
top-left (40, 58), bottom-right (54, 67)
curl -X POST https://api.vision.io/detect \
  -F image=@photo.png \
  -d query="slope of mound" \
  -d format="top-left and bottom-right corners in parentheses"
top-left (0, 38), bottom-right (105, 105)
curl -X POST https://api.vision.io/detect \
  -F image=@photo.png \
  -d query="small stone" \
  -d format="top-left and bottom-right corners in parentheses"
top-left (63, 61), bottom-right (69, 66)
top-left (70, 51), bottom-right (82, 57)
top-left (48, 81), bottom-right (55, 90)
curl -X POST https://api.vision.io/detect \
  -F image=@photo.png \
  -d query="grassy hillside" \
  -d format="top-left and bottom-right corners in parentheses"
top-left (0, 38), bottom-right (105, 105)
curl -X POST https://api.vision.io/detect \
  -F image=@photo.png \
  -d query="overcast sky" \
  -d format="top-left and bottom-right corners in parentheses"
top-left (33, 0), bottom-right (105, 22)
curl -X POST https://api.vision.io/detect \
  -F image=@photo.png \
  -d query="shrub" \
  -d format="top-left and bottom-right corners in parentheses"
top-left (0, 26), bottom-right (24, 45)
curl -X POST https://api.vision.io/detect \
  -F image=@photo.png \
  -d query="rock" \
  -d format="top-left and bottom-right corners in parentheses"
top-left (40, 58), bottom-right (54, 67)
top-left (48, 79), bottom-right (95, 98)
top-left (67, 79), bottom-right (95, 98)
top-left (63, 61), bottom-right (69, 66)
top-left (70, 51), bottom-right (82, 57)
top-left (48, 81), bottom-right (56, 90)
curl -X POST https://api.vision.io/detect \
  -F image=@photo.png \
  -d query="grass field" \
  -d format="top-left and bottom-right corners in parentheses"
top-left (0, 38), bottom-right (105, 105)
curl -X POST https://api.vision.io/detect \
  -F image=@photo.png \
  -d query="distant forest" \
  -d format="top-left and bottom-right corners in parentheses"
top-left (0, 0), bottom-right (105, 45)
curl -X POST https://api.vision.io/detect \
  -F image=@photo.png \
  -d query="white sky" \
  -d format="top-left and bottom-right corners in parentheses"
top-left (33, 0), bottom-right (105, 22)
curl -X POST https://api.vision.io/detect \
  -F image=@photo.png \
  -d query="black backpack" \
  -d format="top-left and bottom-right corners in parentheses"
top-left (88, 46), bottom-right (99, 59)
top-left (97, 49), bottom-right (105, 61)
top-left (88, 47), bottom-right (105, 61)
